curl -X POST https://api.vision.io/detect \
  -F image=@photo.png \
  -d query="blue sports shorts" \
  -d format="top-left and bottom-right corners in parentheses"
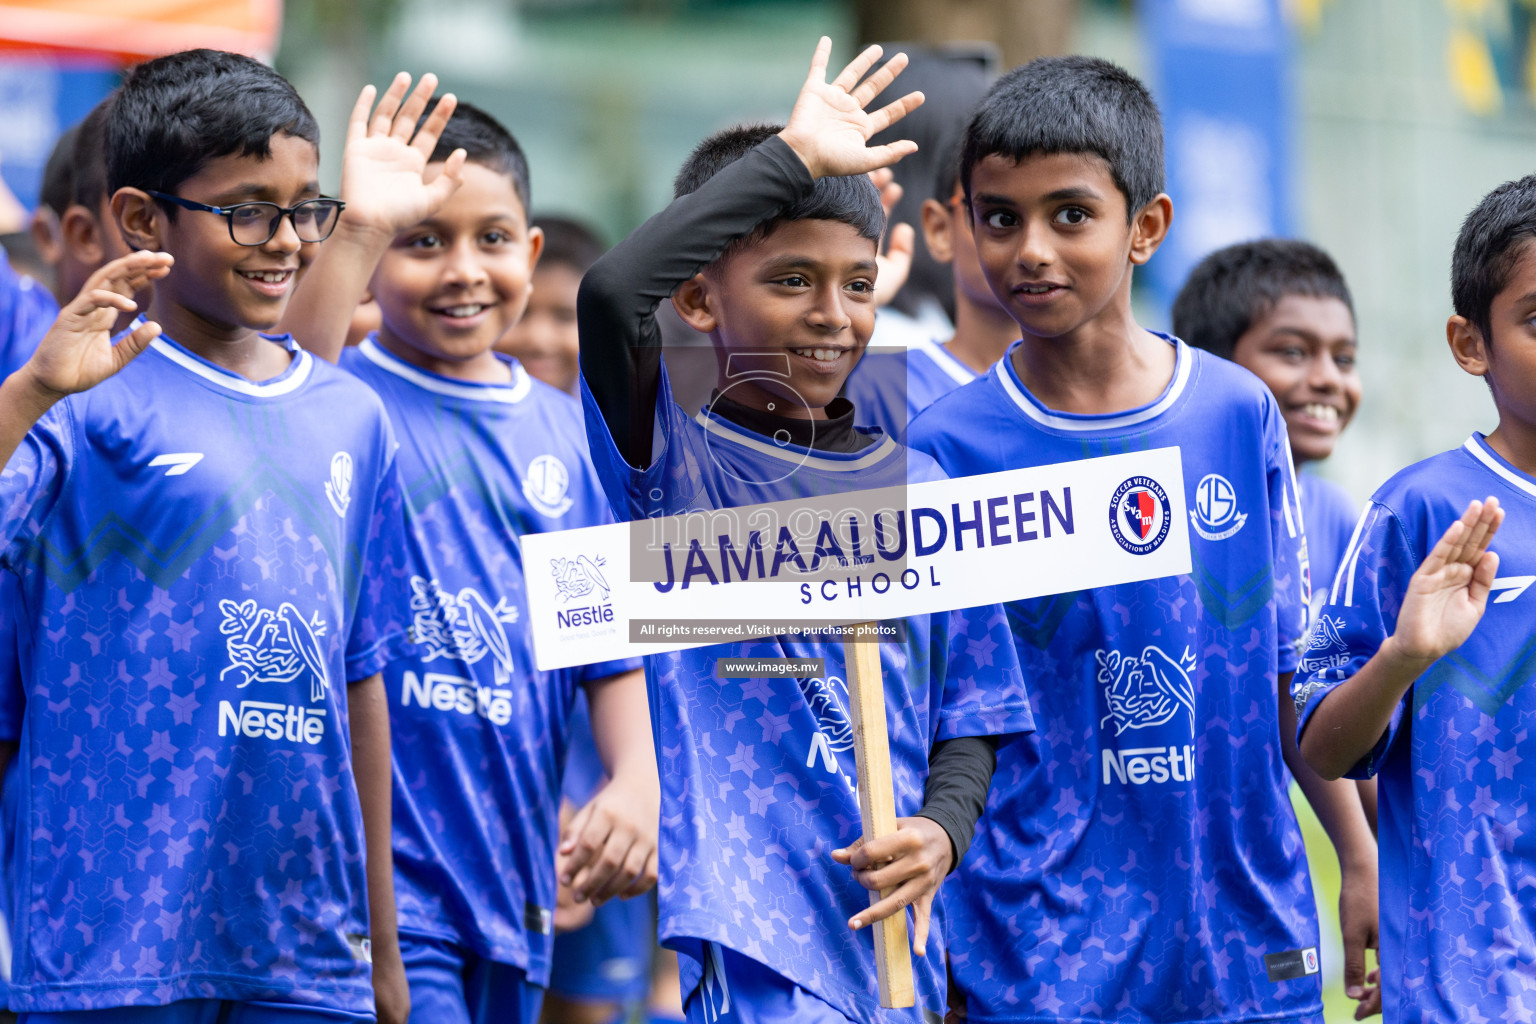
top-left (547, 892), bottom-right (654, 1003)
top-left (399, 932), bottom-right (543, 1024)
top-left (682, 944), bottom-right (853, 1024)
top-left (19, 1001), bottom-right (372, 1023)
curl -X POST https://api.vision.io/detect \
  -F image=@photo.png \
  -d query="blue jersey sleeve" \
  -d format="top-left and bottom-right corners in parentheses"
top-left (578, 656), bottom-right (644, 684)
top-left (0, 251), bottom-right (59, 381)
top-left (0, 578), bottom-right (23, 742)
top-left (933, 603), bottom-right (1033, 743)
top-left (0, 404), bottom-right (72, 566)
top-left (580, 360), bottom-right (704, 523)
top-left (1267, 407), bottom-right (1310, 675)
top-left (1292, 501), bottom-right (1416, 778)
top-left (344, 451), bottom-right (415, 682)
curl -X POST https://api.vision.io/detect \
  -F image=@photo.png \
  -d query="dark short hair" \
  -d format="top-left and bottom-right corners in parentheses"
top-left (1172, 239), bottom-right (1355, 359)
top-left (673, 123), bottom-right (883, 264)
top-left (107, 49), bottom-right (319, 210)
top-left (534, 215), bottom-right (606, 274)
top-left (961, 55), bottom-right (1164, 218)
top-left (70, 95), bottom-right (115, 213)
top-left (1452, 174), bottom-right (1536, 345)
top-left (424, 98), bottom-right (531, 213)
top-left (39, 125), bottom-right (79, 217)
top-left (931, 132), bottom-right (964, 203)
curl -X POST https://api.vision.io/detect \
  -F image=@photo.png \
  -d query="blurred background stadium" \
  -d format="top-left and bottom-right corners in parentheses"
top-left (1, 1), bottom-right (1532, 1019)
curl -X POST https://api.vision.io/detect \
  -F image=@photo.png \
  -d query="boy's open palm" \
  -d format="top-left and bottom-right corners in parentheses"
top-left (779, 38), bottom-right (925, 181)
top-left (1392, 497), bottom-right (1503, 663)
top-left (22, 251), bottom-right (172, 400)
top-left (340, 72), bottom-right (467, 238)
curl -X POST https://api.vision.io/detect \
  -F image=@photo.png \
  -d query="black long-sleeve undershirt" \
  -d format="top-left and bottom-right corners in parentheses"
top-left (918, 735), bottom-right (998, 869)
top-left (576, 134), bottom-right (997, 864)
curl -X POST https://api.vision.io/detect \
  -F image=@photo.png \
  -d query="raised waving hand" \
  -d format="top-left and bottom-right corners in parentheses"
top-left (339, 72), bottom-right (467, 240)
top-left (22, 250), bottom-right (172, 400)
top-left (778, 38), bottom-right (926, 181)
top-left (1390, 496), bottom-right (1504, 662)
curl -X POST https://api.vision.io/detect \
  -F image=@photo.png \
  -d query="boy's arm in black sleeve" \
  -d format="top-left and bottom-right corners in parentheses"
top-left (915, 734), bottom-right (999, 871)
top-left (576, 136), bottom-right (815, 468)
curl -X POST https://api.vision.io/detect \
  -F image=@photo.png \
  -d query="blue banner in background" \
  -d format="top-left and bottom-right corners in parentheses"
top-left (0, 57), bottom-right (119, 214)
top-left (1141, 0), bottom-right (1293, 316)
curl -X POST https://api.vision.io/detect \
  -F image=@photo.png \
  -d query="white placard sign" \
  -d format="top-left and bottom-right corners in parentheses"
top-left (524, 447), bottom-right (1191, 671)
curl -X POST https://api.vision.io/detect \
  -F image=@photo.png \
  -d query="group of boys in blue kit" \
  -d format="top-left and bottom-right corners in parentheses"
top-left (0, 24), bottom-right (1529, 1024)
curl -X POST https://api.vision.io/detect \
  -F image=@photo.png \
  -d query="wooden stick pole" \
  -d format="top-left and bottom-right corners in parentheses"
top-left (843, 624), bottom-right (915, 1008)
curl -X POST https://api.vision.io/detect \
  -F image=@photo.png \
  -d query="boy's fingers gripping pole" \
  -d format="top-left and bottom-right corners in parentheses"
top-left (844, 626), bottom-right (915, 1008)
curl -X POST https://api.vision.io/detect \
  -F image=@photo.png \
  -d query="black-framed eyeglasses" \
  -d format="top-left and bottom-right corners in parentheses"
top-left (147, 190), bottom-right (346, 246)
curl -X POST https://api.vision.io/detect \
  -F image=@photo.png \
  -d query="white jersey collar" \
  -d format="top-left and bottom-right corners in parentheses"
top-left (359, 335), bottom-right (531, 404)
top-left (693, 408), bottom-right (901, 472)
top-left (995, 332), bottom-right (1191, 432)
top-left (910, 337), bottom-right (978, 387)
top-left (146, 321), bottom-right (312, 398)
top-left (1463, 433), bottom-right (1536, 501)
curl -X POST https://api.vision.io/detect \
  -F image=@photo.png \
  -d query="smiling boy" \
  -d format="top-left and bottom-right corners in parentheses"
top-left (907, 56), bottom-right (1378, 1023)
top-left (577, 39), bottom-right (1032, 1023)
top-left (1294, 174), bottom-right (1536, 1022)
top-left (279, 84), bottom-right (657, 1024)
top-left (1173, 240), bottom-right (1364, 606)
top-left (845, 136), bottom-right (1018, 438)
top-left (0, 50), bottom-right (416, 1023)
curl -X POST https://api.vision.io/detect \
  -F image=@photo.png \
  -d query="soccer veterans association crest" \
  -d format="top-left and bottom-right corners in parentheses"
top-left (1109, 476), bottom-right (1172, 555)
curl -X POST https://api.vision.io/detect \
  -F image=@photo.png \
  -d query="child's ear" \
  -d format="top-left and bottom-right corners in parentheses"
top-left (671, 274), bottom-right (719, 334)
top-left (28, 207), bottom-right (62, 268)
top-left (1128, 193), bottom-right (1173, 266)
top-left (60, 204), bottom-right (105, 268)
top-left (1446, 314), bottom-right (1491, 377)
top-left (526, 224), bottom-right (545, 275)
top-left (919, 198), bottom-right (954, 264)
top-left (112, 188), bottom-right (163, 251)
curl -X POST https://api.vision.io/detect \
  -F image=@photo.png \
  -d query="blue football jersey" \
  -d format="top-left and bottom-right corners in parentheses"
top-left (843, 337), bottom-right (979, 439)
top-left (340, 337), bottom-right (638, 982)
top-left (0, 251), bottom-right (57, 1008)
top-left (1293, 433), bottom-right (1536, 1022)
top-left (579, 359), bottom-right (1034, 1023)
top-left (1297, 471), bottom-right (1359, 605)
top-left (909, 335), bottom-right (1320, 1023)
top-left (0, 251), bottom-right (58, 383)
top-left (0, 328), bottom-right (413, 1013)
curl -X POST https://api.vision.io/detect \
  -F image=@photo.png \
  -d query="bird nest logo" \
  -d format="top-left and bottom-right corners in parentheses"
top-left (1097, 645), bottom-right (1197, 736)
top-left (550, 555), bottom-right (615, 631)
top-left (1109, 476), bottom-right (1172, 555)
top-left (798, 672), bottom-right (855, 775)
top-left (408, 577), bottom-right (520, 685)
top-left (1298, 613), bottom-right (1351, 675)
top-left (219, 599), bottom-right (330, 703)
top-left (551, 555), bottom-right (611, 603)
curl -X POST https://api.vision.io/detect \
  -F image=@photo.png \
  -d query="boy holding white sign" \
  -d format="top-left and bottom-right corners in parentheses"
top-left (576, 38), bottom-right (1033, 1024)
top-left (907, 57), bottom-right (1380, 1022)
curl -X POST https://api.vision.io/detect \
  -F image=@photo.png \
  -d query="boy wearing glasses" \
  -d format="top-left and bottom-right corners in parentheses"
top-left (0, 49), bottom-right (416, 1024)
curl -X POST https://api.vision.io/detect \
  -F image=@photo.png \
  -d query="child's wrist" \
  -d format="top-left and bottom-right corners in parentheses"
top-left (1338, 846), bottom-right (1377, 876)
top-left (6, 364), bottom-right (68, 418)
top-left (774, 130), bottom-right (822, 180)
top-left (329, 214), bottom-right (398, 250)
top-left (1379, 635), bottom-right (1441, 674)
